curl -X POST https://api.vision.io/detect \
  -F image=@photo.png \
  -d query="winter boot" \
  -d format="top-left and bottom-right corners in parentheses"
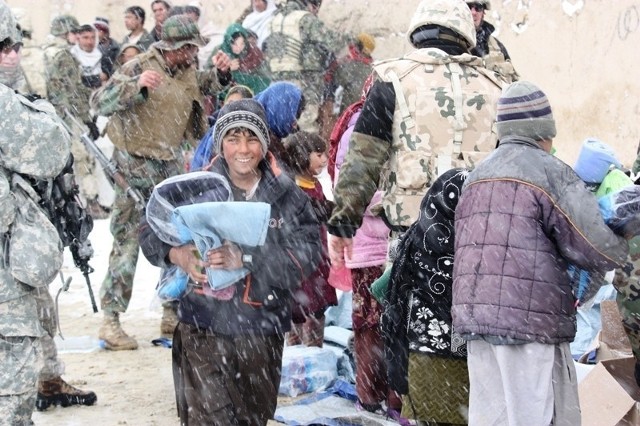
top-left (160, 305), bottom-right (178, 336)
top-left (36, 376), bottom-right (97, 411)
top-left (98, 312), bottom-right (138, 350)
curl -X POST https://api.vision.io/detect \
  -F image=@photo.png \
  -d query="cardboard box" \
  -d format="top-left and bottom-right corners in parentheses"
top-left (579, 357), bottom-right (640, 426)
top-left (578, 301), bottom-right (633, 364)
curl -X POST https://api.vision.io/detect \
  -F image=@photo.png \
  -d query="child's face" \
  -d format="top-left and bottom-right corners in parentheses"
top-left (222, 128), bottom-right (263, 182)
top-left (308, 150), bottom-right (328, 177)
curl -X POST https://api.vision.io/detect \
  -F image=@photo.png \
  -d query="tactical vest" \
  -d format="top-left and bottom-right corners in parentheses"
top-left (484, 37), bottom-right (519, 84)
top-left (268, 10), bottom-right (309, 73)
top-left (373, 49), bottom-right (504, 228)
top-left (105, 49), bottom-right (205, 160)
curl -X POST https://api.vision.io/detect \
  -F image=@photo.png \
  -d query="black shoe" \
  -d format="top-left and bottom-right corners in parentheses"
top-left (36, 377), bottom-right (97, 411)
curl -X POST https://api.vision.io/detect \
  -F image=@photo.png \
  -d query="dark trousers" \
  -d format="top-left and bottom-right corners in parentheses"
top-left (173, 322), bottom-right (284, 426)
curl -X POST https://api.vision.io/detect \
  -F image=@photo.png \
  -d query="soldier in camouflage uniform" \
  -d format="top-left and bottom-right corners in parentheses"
top-left (0, 14), bottom-right (97, 413)
top-left (0, 11), bottom-right (26, 93)
top-left (91, 15), bottom-right (231, 350)
top-left (328, 0), bottom-right (504, 252)
top-left (43, 15), bottom-right (110, 218)
top-left (263, 0), bottom-right (351, 133)
top-left (0, 1), bottom-right (73, 422)
top-left (614, 239), bottom-right (640, 386)
top-left (466, 0), bottom-right (519, 83)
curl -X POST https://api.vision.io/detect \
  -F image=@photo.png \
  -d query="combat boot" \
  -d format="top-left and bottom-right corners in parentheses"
top-left (36, 376), bottom-right (97, 411)
top-left (160, 305), bottom-right (178, 336)
top-left (98, 312), bottom-right (138, 350)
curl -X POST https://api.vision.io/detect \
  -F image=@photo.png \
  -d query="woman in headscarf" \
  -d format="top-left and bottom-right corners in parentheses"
top-left (207, 23), bottom-right (270, 101)
top-left (383, 168), bottom-right (470, 426)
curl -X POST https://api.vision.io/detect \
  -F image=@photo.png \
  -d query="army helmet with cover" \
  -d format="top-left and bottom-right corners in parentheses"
top-left (50, 14), bottom-right (80, 36)
top-left (0, 0), bottom-right (17, 45)
top-left (467, 0), bottom-right (491, 10)
top-left (407, 0), bottom-right (476, 50)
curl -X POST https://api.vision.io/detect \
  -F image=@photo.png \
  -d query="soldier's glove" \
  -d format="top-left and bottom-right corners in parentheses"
top-left (84, 120), bottom-right (100, 141)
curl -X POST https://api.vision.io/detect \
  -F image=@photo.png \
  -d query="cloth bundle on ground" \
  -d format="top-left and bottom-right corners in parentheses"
top-left (146, 172), bottom-right (271, 299)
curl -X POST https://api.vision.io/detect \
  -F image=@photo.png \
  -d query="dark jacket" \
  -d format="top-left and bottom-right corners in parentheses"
top-left (139, 154), bottom-right (322, 336)
top-left (452, 136), bottom-right (629, 344)
top-left (472, 20), bottom-right (510, 59)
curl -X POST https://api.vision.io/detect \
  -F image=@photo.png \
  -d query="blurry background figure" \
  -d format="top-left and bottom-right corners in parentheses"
top-left (121, 5), bottom-right (154, 51)
top-left (264, 0), bottom-right (351, 134)
top-left (320, 32), bottom-right (375, 141)
top-left (71, 24), bottom-right (106, 89)
top-left (466, 0), bottom-right (518, 82)
top-left (94, 17), bottom-right (120, 79)
top-left (115, 42), bottom-right (141, 68)
top-left (43, 15), bottom-right (110, 219)
top-left (242, 0), bottom-right (278, 49)
top-left (150, 0), bottom-right (171, 42)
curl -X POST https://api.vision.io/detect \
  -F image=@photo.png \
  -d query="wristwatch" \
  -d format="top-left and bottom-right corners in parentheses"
top-left (242, 254), bottom-right (253, 266)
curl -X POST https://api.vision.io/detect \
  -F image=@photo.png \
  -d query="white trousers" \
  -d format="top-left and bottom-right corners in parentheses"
top-left (467, 340), bottom-right (581, 426)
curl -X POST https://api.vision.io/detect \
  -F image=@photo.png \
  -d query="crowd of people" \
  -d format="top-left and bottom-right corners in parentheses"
top-left (2, 0), bottom-right (640, 425)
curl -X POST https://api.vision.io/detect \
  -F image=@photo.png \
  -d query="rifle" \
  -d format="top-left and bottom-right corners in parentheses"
top-left (35, 155), bottom-right (98, 313)
top-left (63, 110), bottom-right (146, 210)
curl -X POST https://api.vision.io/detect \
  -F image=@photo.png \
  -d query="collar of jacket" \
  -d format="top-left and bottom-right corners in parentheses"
top-left (498, 135), bottom-right (545, 150)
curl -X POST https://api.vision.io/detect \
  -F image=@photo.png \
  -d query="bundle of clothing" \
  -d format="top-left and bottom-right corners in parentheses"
top-left (146, 172), bottom-right (271, 300)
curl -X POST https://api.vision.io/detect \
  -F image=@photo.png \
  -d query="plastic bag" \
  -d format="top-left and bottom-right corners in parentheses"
top-left (279, 345), bottom-right (338, 397)
top-left (598, 185), bottom-right (640, 237)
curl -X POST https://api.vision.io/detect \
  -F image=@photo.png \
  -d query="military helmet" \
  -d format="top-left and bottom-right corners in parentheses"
top-left (467, 0), bottom-right (491, 10)
top-left (407, 0), bottom-right (476, 49)
top-left (50, 15), bottom-right (80, 36)
top-left (0, 0), bottom-right (17, 44)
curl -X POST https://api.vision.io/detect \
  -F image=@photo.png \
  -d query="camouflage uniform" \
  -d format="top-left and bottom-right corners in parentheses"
top-left (467, 1), bottom-right (519, 83)
top-left (0, 3), bottom-right (71, 421)
top-left (90, 15), bottom-right (227, 349)
top-left (264, 0), bottom-right (350, 133)
top-left (328, 1), bottom-right (505, 238)
top-left (614, 239), bottom-right (640, 360)
top-left (42, 18), bottom-right (100, 207)
top-left (121, 29), bottom-right (155, 52)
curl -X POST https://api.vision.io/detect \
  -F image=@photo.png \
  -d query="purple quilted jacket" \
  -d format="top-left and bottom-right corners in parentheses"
top-left (452, 136), bottom-right (629, 344)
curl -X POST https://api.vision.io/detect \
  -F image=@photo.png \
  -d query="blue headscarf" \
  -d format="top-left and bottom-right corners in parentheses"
top-left (255, 82), bottom-right (302, 139)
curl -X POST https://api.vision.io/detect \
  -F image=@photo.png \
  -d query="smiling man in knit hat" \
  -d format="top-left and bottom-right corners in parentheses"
top-left (451, 81), bottom-right (630, 425)
top-left (90, 14), bottom-right (232, 350)
top-left (138, 99), bottom-right (322, 424)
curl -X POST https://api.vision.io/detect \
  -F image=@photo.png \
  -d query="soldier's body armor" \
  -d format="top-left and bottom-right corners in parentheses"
top-left (373, 49), bottom-right (504, 227)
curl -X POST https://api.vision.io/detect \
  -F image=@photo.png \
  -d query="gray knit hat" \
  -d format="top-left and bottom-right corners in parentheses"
top-left (496, 81), bottom-right (557, 141)
top-left (214, 99), bottom-right (270, 157)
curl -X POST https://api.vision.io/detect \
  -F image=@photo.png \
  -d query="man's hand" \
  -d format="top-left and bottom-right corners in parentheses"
top-left (211, 50), bottom-right (231, 74)
top-left (206, 241), bottom-right (243, 270)
top-left (137, 70), bottom-right (163, 91)
top-left (328, 235), bottom-right (353, 268)
top-left (168, 244), bottom-right (207, 283)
